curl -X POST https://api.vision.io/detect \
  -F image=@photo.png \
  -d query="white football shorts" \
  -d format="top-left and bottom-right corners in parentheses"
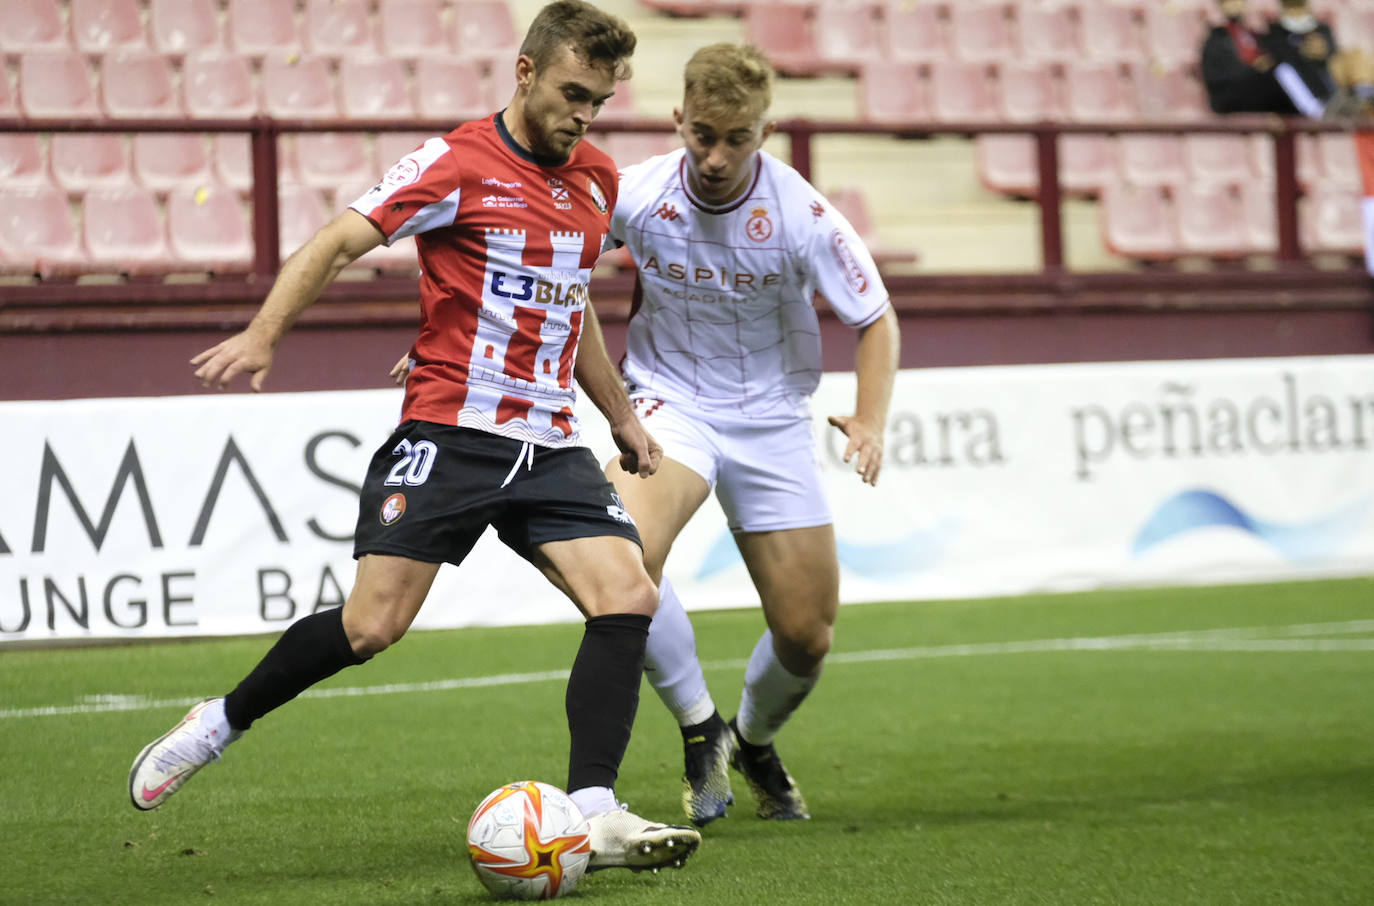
top-left (631, 393), bottom-right (833, 533)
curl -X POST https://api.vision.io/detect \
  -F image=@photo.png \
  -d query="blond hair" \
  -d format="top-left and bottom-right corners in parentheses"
top-left (682, 43), bottom-right (773, 121)
top-left (519, 0), bottom-right (637, 81)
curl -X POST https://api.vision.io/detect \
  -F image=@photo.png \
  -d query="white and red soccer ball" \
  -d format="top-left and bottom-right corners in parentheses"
top-left (466, 781), bottom-right (591, 900)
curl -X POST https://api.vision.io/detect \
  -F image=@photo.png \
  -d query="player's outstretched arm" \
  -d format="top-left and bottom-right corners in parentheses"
top-left (191, 211), bottom-right (384, 391)
top-left (575, 302), bottom-right (662, 478)
top-left (827, 304), bottom-right (899, 486)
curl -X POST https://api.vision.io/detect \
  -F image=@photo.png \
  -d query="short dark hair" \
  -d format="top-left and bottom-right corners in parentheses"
top-left (519, 0), bottom-right (637, 81)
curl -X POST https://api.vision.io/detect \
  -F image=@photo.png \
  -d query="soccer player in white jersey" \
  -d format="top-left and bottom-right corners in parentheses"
top-left (604, 43), bottom-right (900, 826)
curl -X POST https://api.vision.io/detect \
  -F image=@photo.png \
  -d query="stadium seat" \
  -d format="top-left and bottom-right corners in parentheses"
top-left (101, 52), bottom-right (183, 118)
top-left (1077, 3), bottom-right (1145, 63)
top-left (261, 56), bottom-right (339, 120)
top-left (213, 134), bottom-right (254, 192)
top-left (414, 58), bottom-right (491, 121)
top-left (19, 52), bottom-right (101, 118)
top-left (1142, 3), bottom-right (1208, 68)
top-left (0, 135), bottom-right (48, 187)
top-left (1063, 61), bottom-right (1139, 122)
top-left (228, 0), bottom-right (302, 58)
top-left (71, 0), bottom-right (148, 54)
top-left (1240, 182), bottom-right (1277, 253)
top-left (1182, 134), bottom-right (1253, 185)
top-left (1295, 133), bottom-right (1321, 190)
top-left (949, 2), bottom-right (1014, 64)
top-left (1132, 64), bottom-right (1210, 122)
top-left (1060, 135), bottom-right (1118, 196)
top-left (880, 0), bottom-right (948, 64)
top-left (994, 60), bottom-right (1064, 122)
top-left (0, 69), bottom-right (14, 115)
top-left (378, 0), bottom-right (451, 59)
top-left (600, 132), bottom-right (680, 168)
top-left (304, 0), bottom-right (376, 58)
top-left (975, 134), bottom-right (1037, 197)
top-left (1117, 135), bottom-right (1187, 187)
top-left (82, 185), bottom-right (174, 273)
top-left (339, 57), bottom-right (415, 120)
top-left (451, 0), bottom-right (520, 67)
top-left (928, 60), bottom-right (999, 122)
top-left (1014, 2), bottom-right (1079, 65)
top-left (166, 186), bottom-right (254, 270)
top-left (278, 182), bottom-right (332, 259)
top-left (1315, 132), bottom-right (1360, 190)
top-left (332, 181), bottom-right (421, 274)
top-left (812, 1), bottom-right (883, 74)
top-left (825, 185), bottom-right (918, 267)
top-left (1174, 182), bottom-right (1249, 257)
top-left (50, 134), bottom-right (128, 192)
top-left (0, 0), bottom-right (68, 53)
top-left (745, 2), bottom-right (819, 77)
top-left (1100, 182), bottom-right (1179, 260)
top-left (132, 133), bottom-right (212, 191)
top-left (291, 132), bottom-right (375, 189)
top-left (149, 0), bottom-right (221, 55)
top-left (375, 131), bottom-right (435, 170)
top-left (0, 185), bottom-right (89, 276)
top-left (1300, 185), bottom-right (1363, 255)
top-left (859, 61), bottom-right (932, 125)
top-left (600, 78), bottom-right (638, 121)
top-left (183, 52), bottom-right (258, 118)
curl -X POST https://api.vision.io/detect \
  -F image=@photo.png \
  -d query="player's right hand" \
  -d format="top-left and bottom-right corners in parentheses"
top-left (190, 329), bottom-right (275, 392)
top-left (389, 353), bottom-right (412, 387)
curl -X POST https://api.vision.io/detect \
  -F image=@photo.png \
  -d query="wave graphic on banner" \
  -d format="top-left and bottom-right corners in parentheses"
top-left (694, 525), bottom-right (953, 580)
top-left (1132, 489), bottom-right (1368, 562)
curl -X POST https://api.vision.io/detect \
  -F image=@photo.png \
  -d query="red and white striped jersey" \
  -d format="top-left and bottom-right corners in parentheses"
top-left (608, 149), bottom-right (889, 418)
top-left (350, 113), bottom-right (617, 447)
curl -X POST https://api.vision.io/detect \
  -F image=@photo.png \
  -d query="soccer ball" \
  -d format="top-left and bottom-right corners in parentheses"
top-left (466, 781), bottom-right (592, 900)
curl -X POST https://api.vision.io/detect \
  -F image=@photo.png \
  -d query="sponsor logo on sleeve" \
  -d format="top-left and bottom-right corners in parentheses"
top-left (587, 177), bottom-right (608, 214)
top-left (829, 230), bottom-right (869, 295)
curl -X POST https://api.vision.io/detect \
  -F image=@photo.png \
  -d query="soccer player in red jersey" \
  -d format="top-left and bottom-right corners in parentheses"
top-left (128, 0), bottom-right (701, 873)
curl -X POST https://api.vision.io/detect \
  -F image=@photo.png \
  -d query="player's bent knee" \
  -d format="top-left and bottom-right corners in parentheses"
top-left (342, 607), bottom-right (410, 657)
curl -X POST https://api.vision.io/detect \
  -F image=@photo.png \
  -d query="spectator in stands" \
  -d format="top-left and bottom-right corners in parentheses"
top-left (1201, 0), bottom-right (1288, 114)
top-left (1263, 0), bottom-right (1340, 116)
top-left (127, 0), bottom-right (703, 876)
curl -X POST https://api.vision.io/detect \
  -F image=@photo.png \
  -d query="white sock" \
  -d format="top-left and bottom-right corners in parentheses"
top-left (203, 698), bottom-right (242, 752)
top-left (644, 577), bottom-right (716, 727)
top-left (568, 785), bottom-right (618, 819)
top-left (735, 631), bottom-right (819, 747)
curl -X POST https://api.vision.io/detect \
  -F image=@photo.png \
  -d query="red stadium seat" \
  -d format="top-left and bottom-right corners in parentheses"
top-left (1315, 132), bottom-right (1360, 191)
top-left (600, 78), bottom-right (638, 121)
top-left (825, 185), bottom-right (918, 267)
top-left (149, 0), bottom-right (221, 55)
top-left (1240, 182), bottom-right (1277, 253)
top-left (415, 58), bottom-right (492, 121)
top-left (1077, 3), bottom-right (1145, 63)
top-left (228, 0), bottom-right (302, 58)
top-left (304, 0), bottom-right (376, 58)
top-left (452, 0), bottom-right (520, 67)
top-left (166, 186), bottom-right (254, 270)
top-left (745, 2), bottom-right (819, 77)
top-left (0, 69), bottom-right (14, 115)
top-left (213, 134), bottom-right (254, 192)
top-left (975, 134), bottom-right (1037, 197)
top-left (0, 185), bottom-right (89, 276)
top-left (599, 132), bottom-right (680, 168)
top-left (1301, 185), bottom-right (1363, 255)
top-left (1182, 134), bottom-right (1253, 185)
top-left (82, 185), bottom-right (174, 273)
top-left (1142, 3), bottom-right (1208, 68)
top-left (19, 52), bottom-right (101, 118)
top-left (813, 2), bottom-right (883, 74)
top-left (183, 52), bottom-right (258, 118)
top-left (1014, 2), bottom-right (1079, 65)
top-left (949, 2), bottom-right (1014, 64)
top-left (880, 1), bottom-right (948, 64)
top-left (1063, 61), bottom-right (1139, 122)
top-left (995, 60), bottom-right (1064, 122)
top-left (0, 0), bottom-right (68, 53)
top-left (278, 183), bottom-right (332, 259)
top-left (1132, 63), bottom-right (1210, 122)
top-left (51, 134), bottom-right (128, 192)
top-left (261, 56), bottom-right (339, 120)
top-left (1100, 182), bottom-right (1179, 260)
top-left (378, 0), bottom-right (451, 60)
top-left (132, 133), bottom-right (213, 191)
top-left (101, 52), bottom-right (183, 118)
top-left (0, 135), bottom-right (47, 187)
top-left (71, 0), bottom-right (148, 54)
top-left (1117, 135), bottom-right (1187, 187)
top-left (291, 132), bottom-right (376, 189)
top-left (375, 131), bottom-right (435, 170)
top-left (928, 60), bottom-right (999, 122)
top-left (339, 57), bottom-right (415, 120)
top-left (1060, 135), bottom-right (1118, 197)
top-left (1174, 182), bottom-right (1249, 257)
top-left (859, 61), bottom-right (932, 124)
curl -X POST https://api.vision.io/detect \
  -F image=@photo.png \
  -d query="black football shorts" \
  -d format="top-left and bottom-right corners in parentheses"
top-left (353, 420), bottom-right (641, 565)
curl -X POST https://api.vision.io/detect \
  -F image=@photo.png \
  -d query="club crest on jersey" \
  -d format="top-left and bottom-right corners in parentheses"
top-left (587, 177), bottom-right (608, 214)
top-left (380, 493), bottom-right (407, 526)
top-left (548, 177), bottom-right (572, 211)
top-left (383, 157), bottom-right (420, 187)
top-left (746, 207), bottom-right (773, 242)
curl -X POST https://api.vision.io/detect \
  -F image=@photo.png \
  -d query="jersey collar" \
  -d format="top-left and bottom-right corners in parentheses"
top-left (495, 110), bottom-right (572, 168)
top-left (679, 153), bottom-right (763, 215)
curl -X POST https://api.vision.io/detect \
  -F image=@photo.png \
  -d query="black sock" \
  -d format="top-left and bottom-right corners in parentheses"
top-left (566, 613), bottom-right (651, 793)
top-left (223, 607), bottom-right (367, 731)
top-left (681, 710), bottom-right (725, 744)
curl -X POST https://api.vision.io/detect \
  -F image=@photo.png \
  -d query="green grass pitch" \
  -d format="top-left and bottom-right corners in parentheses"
top-left (1, 577), bottom-right (1372, 905)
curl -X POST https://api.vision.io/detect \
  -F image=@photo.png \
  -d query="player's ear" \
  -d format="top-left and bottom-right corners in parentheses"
top-left (515, 54), bottom-right (536, 92)
top-left (672, 107), bottom-right (684, 128)
top-left (760, 120), bottom-right (777, 143)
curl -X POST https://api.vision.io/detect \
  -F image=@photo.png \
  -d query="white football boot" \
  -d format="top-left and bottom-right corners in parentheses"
top-left (129, 697), bottom-right (240, 810)
top-left (585, 805), bottom-right (701, 873)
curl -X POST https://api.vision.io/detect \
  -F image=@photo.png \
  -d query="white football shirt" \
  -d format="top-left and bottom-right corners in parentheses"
top-left (609, 149), bottom-right (890, 418)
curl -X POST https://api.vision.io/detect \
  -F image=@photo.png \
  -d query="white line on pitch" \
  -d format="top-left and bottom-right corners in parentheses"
top-left (1, 619), bottom-right (1370, 721)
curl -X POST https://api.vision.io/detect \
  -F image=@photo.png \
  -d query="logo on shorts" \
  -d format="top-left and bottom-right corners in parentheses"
top-left (607, 491), bottom-right (636, 526)
top-left (380, 493), bottom-right (407, 525)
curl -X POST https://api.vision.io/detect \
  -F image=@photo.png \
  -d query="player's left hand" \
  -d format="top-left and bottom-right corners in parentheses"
top-left (827, 414), bottom-right (884, 486)
top-left (611, 417), bottom-right (663, 478)
top-left (389, 353), bottom-right (411, 387)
